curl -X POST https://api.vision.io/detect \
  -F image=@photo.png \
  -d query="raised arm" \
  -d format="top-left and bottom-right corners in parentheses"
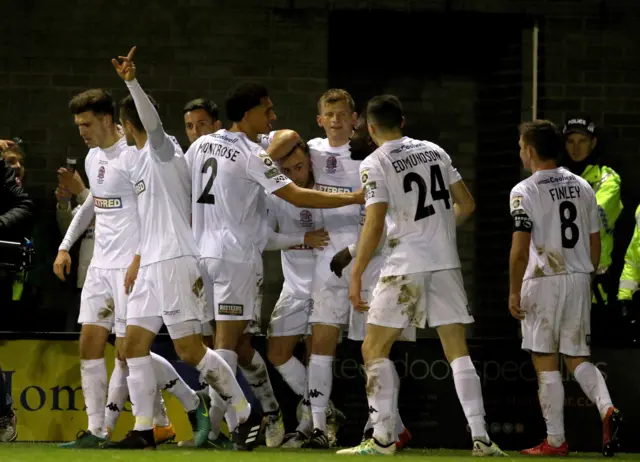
top-left (112, 46), bottom-right (173, 162)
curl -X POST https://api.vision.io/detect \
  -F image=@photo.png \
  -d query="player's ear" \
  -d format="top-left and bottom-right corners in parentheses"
top-left (316, 114), bottom-right (323, 128)
top-left (215, 120), bottom-right (222, 131)
top-left (400, 117), bottom-right (406, 129)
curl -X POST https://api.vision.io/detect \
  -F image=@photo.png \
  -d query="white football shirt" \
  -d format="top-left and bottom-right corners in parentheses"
top-left (127, 134), bottom-right (198, 266)
top-left (361, 136), bottom-right (462, 276)
top-left (265, 194), bottom-right (317, 298)
top-left (509, 167), bottom-right (600, 279)
top-left (185, 129), bottom-right (292, 263)
top-left (73, 137), bottom-right (139, 269)
top-left (307, 138), bottom-right (362, 259)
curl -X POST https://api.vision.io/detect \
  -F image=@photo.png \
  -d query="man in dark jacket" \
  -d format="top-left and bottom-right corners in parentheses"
top-left (0, 153), bottom-right (34, 442)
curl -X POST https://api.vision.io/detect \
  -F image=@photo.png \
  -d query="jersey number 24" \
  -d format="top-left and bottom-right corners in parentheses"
top-left (403, 165), bottom-right (451, 221)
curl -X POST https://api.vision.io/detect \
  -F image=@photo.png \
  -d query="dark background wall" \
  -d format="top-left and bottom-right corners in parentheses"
top-left (1, 0), bottom-right (639, 333)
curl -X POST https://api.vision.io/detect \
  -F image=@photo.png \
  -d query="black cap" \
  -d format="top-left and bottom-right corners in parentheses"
top-left (562, 115), bottom-right (596, 137)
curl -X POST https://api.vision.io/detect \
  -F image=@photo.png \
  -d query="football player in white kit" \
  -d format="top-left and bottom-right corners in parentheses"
top-left (186, 82), bottom-right (363, 448)
top-left (101, 48), bottom-right (254, 450)
top-left (179, 97), bottom-right (235, 450)
top-left (263, 135), bottom-right (330, 448)
top-left (295, 89), bottom-right (362, 448)
top-left (330, 115), bottom-right (413, 451)
top-left (337, 95), bottom-right (504, 456)
top-left (53, 89), bottom-right (196, 448)
top-left (509, 120), bottom-right (621, 457)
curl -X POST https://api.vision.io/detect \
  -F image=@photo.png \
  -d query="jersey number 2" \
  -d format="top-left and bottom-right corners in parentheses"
top-left (559, 201), bottom-right (579, 248)
top-left (197, 157), bottom-right (218, 205)
top-left (403, 165), bottom-right (451, 221)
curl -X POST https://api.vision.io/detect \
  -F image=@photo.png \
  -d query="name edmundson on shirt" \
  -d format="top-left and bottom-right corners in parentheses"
top-left (391, 150), bottom-right (443, 173)
top-left (93, 197), bottom-right (123, 209)
top-left (197, 141), bottom-right (239, 162)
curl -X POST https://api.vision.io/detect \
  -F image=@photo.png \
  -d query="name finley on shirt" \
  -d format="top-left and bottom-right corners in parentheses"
top-left (94, 197), bottom-right (123, 209)
top-left (549, 185), bottom-right (581, 202)
top-left (198, 141), bottom-right (239, 162)
top-left (392, 150), bottom-right (443, 174)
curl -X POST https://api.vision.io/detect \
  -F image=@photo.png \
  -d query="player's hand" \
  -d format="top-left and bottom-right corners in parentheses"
top-left (0, 139), bottom-right (15, 151)
top-left (349, 275), bottom-right (368, 312)
top-left (53, 250), bottom-right (72, 281)
top-left (57, 168), bottom-right (86, 196)
top-left (508, 292), bottom-right (525, 320)
top-left (124, 254), bottom-right (141, 295)
top-left (353, 188), bottom-right (365, 205)
top-left (55, 185), bottom-right (72, 205)
top-left (304, 228), bottom-right (329, 250)
top-left (330, 247), bottom-right (352, 278)
top-left (111, 46), bottom-right (137, 82)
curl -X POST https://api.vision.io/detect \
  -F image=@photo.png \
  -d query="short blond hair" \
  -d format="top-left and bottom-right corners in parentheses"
top-left (317, 89), bottom-right (355, 114)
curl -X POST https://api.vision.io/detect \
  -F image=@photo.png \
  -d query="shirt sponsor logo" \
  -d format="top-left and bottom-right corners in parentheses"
top-left (325, 155), bottom-right (338, 174)
top-left (218, 303), bottom-right (244, 316)
top-left (93, 196), bottom-right (123, 209)
top-left (135, 180), bottom-right (146, 195)
top-left (316, 183), bottom-right (352, 193)
top-left (300, 209), bottom-right (313, 228)
top-left (97, 166), bottom-right (106, 185)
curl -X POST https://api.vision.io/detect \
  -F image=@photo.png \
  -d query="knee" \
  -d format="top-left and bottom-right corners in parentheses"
top-left (124, 336), bottom-right (149, 359)
top-left (311, 325), bottom-right (339, 356)
top-left (174, 341), bottom-right (205, 368)
top-left (267, 343), bottom-right (291, 367)
top-left (79, 330), bottom-right (106, 360)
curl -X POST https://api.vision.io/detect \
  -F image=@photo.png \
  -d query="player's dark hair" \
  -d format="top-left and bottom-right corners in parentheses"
top-left (519, 120), bottom-right (563, 162)
top-left (317, 88), bottom-right (356, 114)
top-left (366, 95), bottom-right (403, 131)
top-left (119, 93), bottom-right (159, 132)
top-left (350, 114), bottom-right (376, 160)
top-left (225, 82), bottom-right (269, 123)
top-left (69, 89), bottom-right (116, 121)
top-left (281, 139), bottom-right (310, 162)
top-left (183, 98), bottom-right (219, 121)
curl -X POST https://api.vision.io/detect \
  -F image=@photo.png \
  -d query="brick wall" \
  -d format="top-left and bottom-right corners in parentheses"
top-left (2, 0), bottom-right (639, 329)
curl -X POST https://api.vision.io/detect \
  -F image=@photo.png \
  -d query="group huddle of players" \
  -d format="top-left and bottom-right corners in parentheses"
top-left (52, 46), bottom-right (622, 457)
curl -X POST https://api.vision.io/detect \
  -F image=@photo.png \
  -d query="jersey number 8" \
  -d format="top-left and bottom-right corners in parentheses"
top-left (559, 200), bottom-right (579, 249)
top-left (403, 165), bottom-right (451, 221)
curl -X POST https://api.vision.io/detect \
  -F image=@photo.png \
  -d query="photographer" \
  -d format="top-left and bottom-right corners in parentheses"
top-left (0, 140), bottom-right (34, 442)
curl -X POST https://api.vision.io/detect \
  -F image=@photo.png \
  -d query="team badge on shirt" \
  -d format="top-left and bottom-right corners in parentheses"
top-left (300, 210), bottom-right (313, 228)
top-left (97, 166), bottom-right (106, 185)
top-left (510, 195), bottom-right (523, 214)
top-left (361, 169), bottom-right (369, 184)
top-left (259, 153), bottom-right (274, 167)
top-left (325, 155), bottom-right (337, 174)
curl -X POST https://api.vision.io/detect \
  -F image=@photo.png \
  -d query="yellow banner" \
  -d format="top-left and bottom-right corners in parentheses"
top-left (0, 340), bottom-right (197, 442)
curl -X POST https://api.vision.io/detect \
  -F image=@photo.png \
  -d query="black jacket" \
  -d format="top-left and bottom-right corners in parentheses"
top-left (0, 159), bottom-right (33, 241)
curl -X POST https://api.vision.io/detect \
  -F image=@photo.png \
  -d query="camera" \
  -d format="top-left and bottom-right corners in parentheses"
top-left (0, 239), bottom-right (35, 272)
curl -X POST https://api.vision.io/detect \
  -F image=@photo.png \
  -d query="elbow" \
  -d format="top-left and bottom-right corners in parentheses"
top-left (463, 199), bottom-right (476, 216)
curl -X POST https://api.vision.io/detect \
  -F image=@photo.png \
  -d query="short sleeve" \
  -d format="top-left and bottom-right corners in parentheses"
top-left (246, 148), bottom-right (292, 194)
top-left (360, 157), bottom-right (389, 208)
top-left (256, 131), bottom-right (276, 150)
top-left (589, 190), bottom-right (602, 234)
top-left (509, 184), bottom-right (532, 232)
top-left (442, 151), bottom-right (462, 185)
